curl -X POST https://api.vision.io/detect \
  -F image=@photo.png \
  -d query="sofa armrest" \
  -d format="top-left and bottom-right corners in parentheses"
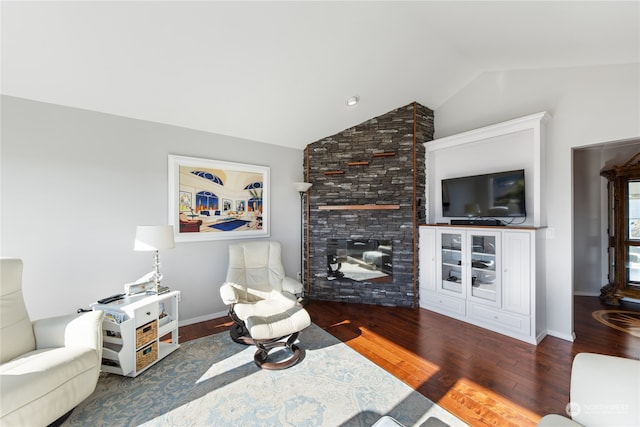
top-left (570, 353), bottom-right (640, 426)
top-left (282, 276), bottom-right (303, 295)
top-left (33, 311), bottom-right (104, 352)
top-left (537, 414), bottom-right (583, 427)
top-left (220, 282), bottom-right (240, 305)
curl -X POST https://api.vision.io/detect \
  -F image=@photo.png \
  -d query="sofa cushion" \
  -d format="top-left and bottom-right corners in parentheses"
top-left (234, 295), bottom-right (296, 320)
top-left (246, 306), bottom-right (311, 340)
top-left (0, 346), bottom-right (97, 419)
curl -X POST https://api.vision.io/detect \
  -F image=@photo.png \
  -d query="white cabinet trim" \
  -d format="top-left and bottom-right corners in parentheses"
top-left (424, 111), bottom-right (550, 227)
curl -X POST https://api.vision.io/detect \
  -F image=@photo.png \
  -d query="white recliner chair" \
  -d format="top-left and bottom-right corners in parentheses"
top-left (537, 353), bottom-right (640, 427)
top-left (220, 241), bottom-right (311, 369)
top-left (0, 258), bottom-right (105, 426)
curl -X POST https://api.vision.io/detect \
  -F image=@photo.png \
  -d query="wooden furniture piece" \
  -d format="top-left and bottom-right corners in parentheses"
top-left (600, 152), bottom-right (640, 305)
top-left (419, 225), bottom-right (546, 344)
top-left (91, 291), bottom-right (180, 377)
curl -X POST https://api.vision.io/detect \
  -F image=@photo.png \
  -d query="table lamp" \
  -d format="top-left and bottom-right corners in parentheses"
top-left (134, 225), bottom-right (175, 293)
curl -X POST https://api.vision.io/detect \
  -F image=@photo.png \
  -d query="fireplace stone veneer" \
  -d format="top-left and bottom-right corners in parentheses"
top-left (303, 102), bottom-right (433, 307)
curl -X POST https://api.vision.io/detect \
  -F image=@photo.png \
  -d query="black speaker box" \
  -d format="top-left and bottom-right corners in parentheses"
top-left (450, 219), bottom-right (504, 226)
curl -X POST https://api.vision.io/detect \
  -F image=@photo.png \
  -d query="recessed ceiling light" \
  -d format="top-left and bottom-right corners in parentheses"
top-left (346, 96), bottom-right (359, 107)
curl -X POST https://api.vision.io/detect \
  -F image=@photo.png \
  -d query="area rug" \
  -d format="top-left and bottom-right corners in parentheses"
top-left (592, 309), bottom-right (640, 337)
top-left (62, 323), bottom-right (467, 427)
top-left (209, 219), bottom-right (251, 231)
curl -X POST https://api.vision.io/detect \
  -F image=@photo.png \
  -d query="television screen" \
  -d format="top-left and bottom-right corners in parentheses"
top-left (442, 169), bottom-right (526, 218)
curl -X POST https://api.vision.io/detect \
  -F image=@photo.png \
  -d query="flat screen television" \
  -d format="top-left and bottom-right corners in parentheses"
top-left (441, 169), bottom-right (526, 218)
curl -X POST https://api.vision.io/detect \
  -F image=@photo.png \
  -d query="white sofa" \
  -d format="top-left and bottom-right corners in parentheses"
top-left (537, 353), bottom-right (640, 427)
top-left (0, 258), bottom-right (105, 426)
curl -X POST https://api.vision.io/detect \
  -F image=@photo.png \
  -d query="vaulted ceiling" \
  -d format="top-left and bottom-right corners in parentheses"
top-left (2, 1), bottom-right (638, 149)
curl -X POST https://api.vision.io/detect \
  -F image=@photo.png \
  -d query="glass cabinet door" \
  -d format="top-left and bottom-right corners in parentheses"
top-left (439, 231), bottom-right (465, 296)
top-left (626, 179), bottom-right (640, 287)
top-left (468, 231), bottom-right (501, 305)
top-left (607, 180), bottom-right (616, 285)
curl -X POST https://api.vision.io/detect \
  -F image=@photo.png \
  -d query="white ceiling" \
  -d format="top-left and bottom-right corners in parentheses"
top-left (2, 1), bottom-right (639, 149)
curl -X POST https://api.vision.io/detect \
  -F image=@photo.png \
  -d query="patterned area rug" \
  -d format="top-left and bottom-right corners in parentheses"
top-left (62, 323), bottom-right (466, 427)
top-left (592, 310), bottom-right (640, 337)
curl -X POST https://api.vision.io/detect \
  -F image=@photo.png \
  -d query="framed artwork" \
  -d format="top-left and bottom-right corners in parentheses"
top-left (168, 155), bottom-right (269, 242)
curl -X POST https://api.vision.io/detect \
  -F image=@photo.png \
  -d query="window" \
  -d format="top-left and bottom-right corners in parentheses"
top-left (196, 191), bottom-right (218, 212)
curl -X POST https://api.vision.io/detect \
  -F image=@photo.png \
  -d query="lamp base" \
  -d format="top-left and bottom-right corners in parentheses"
top-left (147, 284), bottom-right (171, 295)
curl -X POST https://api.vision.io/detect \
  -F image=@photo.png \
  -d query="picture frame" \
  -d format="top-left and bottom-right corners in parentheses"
top-left (168, 154), bottom-right (269, 242)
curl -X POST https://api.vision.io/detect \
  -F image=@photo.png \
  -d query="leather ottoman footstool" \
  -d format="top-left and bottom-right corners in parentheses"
top-left (245, 305), bottom-right (311, 370)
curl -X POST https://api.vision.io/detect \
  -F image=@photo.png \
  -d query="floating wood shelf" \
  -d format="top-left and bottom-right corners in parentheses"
top-left (318, 204), bottom-right (401, 211)
top-left (372, 152), bottom-right (397, 158)
top-left (323, 153), bottom-right (395, 176)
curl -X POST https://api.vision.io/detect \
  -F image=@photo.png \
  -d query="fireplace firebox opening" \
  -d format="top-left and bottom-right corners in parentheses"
top-left (327, 239), bottom-right (392, 283)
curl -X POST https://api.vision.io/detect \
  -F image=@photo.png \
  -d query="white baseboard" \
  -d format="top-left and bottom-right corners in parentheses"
top-left (573, 291), bottom-right (640, 304)
top-left (179, 310), bottom-right (228, 327)
top-left (573, 291), bottom-right (600, 297)
top-left (546, 329), bottom-right (576, 342)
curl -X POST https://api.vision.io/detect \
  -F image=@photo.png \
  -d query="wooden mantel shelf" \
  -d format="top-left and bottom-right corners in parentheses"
top-left (317, 204), bottom-right (401, 211)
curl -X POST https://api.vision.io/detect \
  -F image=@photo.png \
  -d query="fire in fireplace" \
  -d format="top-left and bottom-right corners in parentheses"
top-left (327, 239), bottom-right (392, 282)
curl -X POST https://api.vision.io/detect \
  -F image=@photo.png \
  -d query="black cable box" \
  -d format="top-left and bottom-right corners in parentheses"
top-left (450, 219), bottom-right (504, 226)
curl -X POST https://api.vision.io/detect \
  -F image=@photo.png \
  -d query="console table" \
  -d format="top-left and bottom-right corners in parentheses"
top-left (91, 291), bottom-right (180, 377)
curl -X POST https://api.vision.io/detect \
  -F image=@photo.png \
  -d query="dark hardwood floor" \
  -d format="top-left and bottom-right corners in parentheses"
top-left (178, 296), bottom-right (640, 426)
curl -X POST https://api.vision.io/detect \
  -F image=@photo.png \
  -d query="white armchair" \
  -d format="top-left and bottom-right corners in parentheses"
top-left (0, 258), bottom-right (104, 426)
top-left (220, 240), bottom-right (304, 343)
top-left (537, 353), bottom-right (640, 427)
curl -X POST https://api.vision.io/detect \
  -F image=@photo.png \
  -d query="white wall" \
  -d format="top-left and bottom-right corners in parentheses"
top-left (1, 95), bottom-right (304, 324)
top-left (435, 63), bottom-right (640, 341)
top-left (573, 148), bottom-right (607, 295)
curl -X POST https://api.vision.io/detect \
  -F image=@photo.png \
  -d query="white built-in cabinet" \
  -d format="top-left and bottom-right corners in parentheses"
top-left (419, 225), bottom-right (546, 344)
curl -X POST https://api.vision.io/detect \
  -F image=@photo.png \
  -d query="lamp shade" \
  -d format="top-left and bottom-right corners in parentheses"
top-left (293, 182), bottom-right (313, 193)
top-left (134, 225), bottom-right (175, 251)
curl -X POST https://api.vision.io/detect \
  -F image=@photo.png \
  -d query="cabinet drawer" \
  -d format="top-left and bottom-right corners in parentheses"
top-left (468, 303), bottom-right (530, 336)
top-left (136, 320), bottom-right (158, 348)
top-left (421, 290), bottom-right (466, 317)
top-left (134, 304), bottom-right (159, 328)
top-left (136, 341), bottom-right (157, 371)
